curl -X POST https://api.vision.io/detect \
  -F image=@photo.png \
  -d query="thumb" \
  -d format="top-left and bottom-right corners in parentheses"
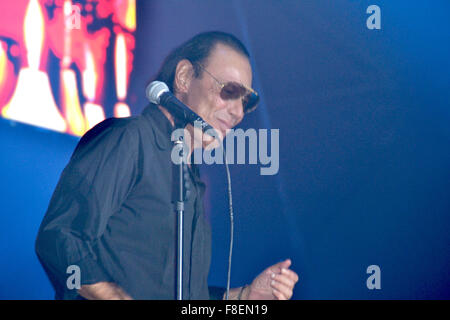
top-left (268, 259), bottom-right (292, 274)
top-left (280, 258), bottom-right (292, 269)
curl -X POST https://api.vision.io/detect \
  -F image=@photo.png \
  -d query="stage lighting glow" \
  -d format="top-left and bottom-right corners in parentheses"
top-left (114, 102), bottom-right (131, 118)
top-left (0, 0), bottom-right (136, 136)
top-left (82, 46), bottom-right (104, 130)
top-left (84, 102), bottom-right (105, 130)
top-left (60, 0), bottom-right (86, 136)
top-left (115, 33), bottom-right (127, 101)
top-left (61, 69), bottom-right (86, 135)
top-left (2, 0), bottom-right (67, 132)
top-left (0, 41), bottom-right (6, 89)
top-left (114, 32), bottom-right (130, 118)
top-left (24, 0), bottom-right (44, 70)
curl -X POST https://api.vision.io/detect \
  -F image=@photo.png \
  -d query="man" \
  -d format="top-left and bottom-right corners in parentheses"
top-left (35, 31), bottom-right (298, 300)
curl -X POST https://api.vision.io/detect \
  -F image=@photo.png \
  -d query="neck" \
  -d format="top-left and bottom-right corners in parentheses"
top-left (158, 105), bottom-right (196, 162)
top-left (158, 105), bottom-right (175, 127)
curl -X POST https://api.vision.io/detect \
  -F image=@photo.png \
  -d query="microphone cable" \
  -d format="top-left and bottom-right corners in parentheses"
top-left (223, 147), bottom-right (234, 300)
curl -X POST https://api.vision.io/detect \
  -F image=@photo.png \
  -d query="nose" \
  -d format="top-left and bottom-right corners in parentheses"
top-left (228, 99), bottom-right (244, 123)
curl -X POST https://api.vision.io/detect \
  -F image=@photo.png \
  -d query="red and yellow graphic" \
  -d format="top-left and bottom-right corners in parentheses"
top-left (0, 0), bottom-right (136, 136)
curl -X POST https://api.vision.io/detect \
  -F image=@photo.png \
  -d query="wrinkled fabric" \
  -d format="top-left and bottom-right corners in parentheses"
top-left (35, 104), bottom-right (212, 300)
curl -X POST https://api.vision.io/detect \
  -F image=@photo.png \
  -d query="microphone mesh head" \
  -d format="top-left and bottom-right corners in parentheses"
top-left (146, 81), bottom-right (170, 104)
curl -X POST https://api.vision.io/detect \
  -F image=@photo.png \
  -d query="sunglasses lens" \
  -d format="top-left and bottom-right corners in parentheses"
top-left (243, 92), bottom-right (259, 113)
top-left (219, 82), bottom-right (259, 113)
top-left (220, 82), bottom-right (247, 100)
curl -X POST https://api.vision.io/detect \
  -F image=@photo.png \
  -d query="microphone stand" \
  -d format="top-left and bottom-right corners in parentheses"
top-left (169, 117), bottom-right (217, 300)
top-left (172, 120), bottom-right (187, 300)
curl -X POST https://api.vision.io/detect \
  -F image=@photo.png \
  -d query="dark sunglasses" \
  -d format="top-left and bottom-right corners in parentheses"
top-left (197, 63), bottom-right (259, 113)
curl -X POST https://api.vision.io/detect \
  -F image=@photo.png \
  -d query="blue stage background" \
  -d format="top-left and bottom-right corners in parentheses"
top-left (1, 0), bottom-right (449, 299)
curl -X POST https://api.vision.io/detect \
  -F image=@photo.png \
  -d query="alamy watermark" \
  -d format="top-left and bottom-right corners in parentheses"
top-left (64, 3), bottom-right (81, 30)
top-left (66, 265), bottom-right (81, 290)
top-left (366, 265), bottom-right (381, 290)
top-left (170, 121), bottom-right (279, 176)
top-left (366, 5), bottom-right (381, 30)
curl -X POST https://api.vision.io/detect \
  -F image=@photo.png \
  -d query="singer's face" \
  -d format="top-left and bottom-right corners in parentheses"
top-left (182, 43), bottom-right (252, 141)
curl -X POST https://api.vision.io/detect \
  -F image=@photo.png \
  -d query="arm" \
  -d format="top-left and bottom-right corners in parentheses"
top-left (35, 121), bottom-right (138, 299)
top-left (78, 282), bottom-right (133, 300)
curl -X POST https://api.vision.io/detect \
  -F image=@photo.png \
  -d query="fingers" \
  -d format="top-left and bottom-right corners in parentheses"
top-left (282, 267), bottom-right (299, 283)
top-left (203, 128), bottom-right (222, 150)
top-left (271, 268), bottom-right (298, 288)
top-left (272, 288), bottom-right (288, 300)
top-left (186, 123), bottom-right (223, 151)
top-left (269, 262), bottom-right (299, 300)
top-left (253, 258), bottom-right (298, 300)
top-left (271, 280), bottom-right (292, 300)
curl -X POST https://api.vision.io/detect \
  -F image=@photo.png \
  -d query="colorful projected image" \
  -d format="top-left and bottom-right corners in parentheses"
top-left (0, 0), bottom-right (136, 136)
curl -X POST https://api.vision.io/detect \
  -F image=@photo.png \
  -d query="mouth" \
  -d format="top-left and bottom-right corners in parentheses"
top-left (216, 118), bottom-right (232, 132)
top-left (215, 119), bottom-right (232, 137)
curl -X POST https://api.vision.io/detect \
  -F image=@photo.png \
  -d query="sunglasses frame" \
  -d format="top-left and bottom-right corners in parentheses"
top-left (196, 63), bottom-right (259, 113)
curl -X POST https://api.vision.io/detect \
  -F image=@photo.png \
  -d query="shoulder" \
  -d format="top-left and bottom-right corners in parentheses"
top-left (71, 116), bottom-right (146, 159)
top-left (83, 116), bottom-right (139, 137)
top-left (80, 115), bottom-right (150, 143)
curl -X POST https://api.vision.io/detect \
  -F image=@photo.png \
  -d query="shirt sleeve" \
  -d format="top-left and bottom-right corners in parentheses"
top-left (35, 119), bottom-right (138, 293)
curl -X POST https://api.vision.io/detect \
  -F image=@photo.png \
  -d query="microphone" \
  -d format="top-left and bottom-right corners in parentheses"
top-left (147, 82), bottom-right (233, 300)
top-left (146, 81), bottom-right (215, 133)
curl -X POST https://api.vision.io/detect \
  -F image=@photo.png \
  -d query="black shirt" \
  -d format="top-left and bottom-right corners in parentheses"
top-left (35, 104), bottom-right (214, 299)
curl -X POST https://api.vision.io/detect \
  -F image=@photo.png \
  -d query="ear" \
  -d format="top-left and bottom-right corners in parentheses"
top-left (174, 59), bottom-right (194, 94)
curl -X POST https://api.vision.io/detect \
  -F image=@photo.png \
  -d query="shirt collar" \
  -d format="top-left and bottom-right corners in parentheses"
top-left (142, 103), bottom-right (174, 150)
top-left (142, 104), bottom-right (205, 186)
